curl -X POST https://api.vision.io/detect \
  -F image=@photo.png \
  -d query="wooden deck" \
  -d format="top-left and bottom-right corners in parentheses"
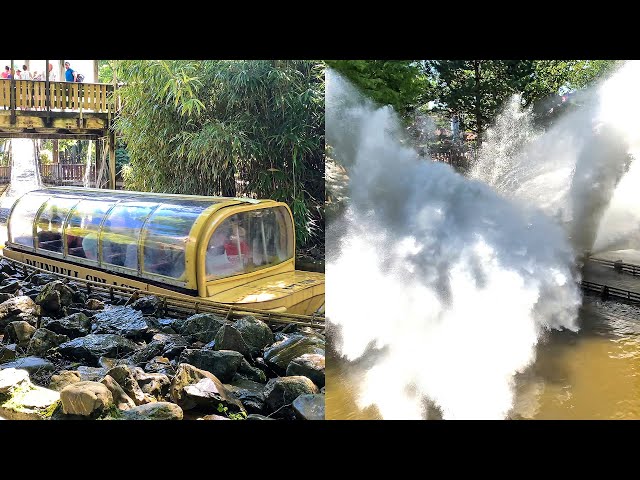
top-left (0, 79), bottom-right (114, 138)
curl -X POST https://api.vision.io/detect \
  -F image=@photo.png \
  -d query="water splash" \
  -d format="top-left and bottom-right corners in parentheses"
top-left (2, 138), bottom-right (42, 205)
top-left (326, 70), bottom-right (581, 419)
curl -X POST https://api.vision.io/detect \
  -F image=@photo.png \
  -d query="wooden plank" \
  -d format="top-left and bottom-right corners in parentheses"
top-left (0, 80), bottom-right (9, 108)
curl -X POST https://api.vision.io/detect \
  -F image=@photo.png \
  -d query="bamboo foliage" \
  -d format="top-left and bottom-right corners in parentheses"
top-left (114, 60), bottom-right (324, 247)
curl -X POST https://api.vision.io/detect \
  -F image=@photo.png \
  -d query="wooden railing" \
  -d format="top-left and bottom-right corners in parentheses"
top-left (0, 165), bottom-right (10, 182)
top-left (0, 80), bottom-right (114, 113)
top-left (40, 163), bottom-right (95, 183)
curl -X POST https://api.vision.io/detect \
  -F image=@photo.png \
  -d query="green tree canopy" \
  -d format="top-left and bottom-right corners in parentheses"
top-left (112, 60), bottom-right (324, 247)
top-left (326, 60), bottom-right (431, 115)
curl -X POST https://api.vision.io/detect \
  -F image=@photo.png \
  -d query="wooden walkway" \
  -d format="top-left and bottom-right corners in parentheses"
top-left (582, 258), bottom-right (640, 303)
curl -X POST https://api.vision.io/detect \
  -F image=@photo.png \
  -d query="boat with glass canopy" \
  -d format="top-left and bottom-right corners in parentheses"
top-left (2, 187), bottom-right (324, 315)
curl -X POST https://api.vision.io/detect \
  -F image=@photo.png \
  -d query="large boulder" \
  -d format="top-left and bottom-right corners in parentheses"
top-left (0, 296), bottom-right (37, 329)
top-left (292, 394), bottom-right (325, 420)
top-left (176, 313), bottom-right (230, 343)
top-left (49, 370), bottom-right (82, 391)
top-left (224, 377), bottom-right (267, 414)
top-left (263, 334), bottom-right (325, 373)
top-left (59, 381), bottom-right (113, 416)
top-left (90, 306), bottom-right (150, 339)
top-left (118, 402), bottom-right (183, 420)
top-left (42, 313), bottom-right (91, 339)
top-left (36, 281), bottom-right (75, 314)
top-left (130, 296), bottom-right (163, 316)
top-left (208, 325), bottom-right (251, 357)
top-left (286, 353), bottom-right (325, 388)
top-left (57, 334), bottom-right (140, 366)
top-left (169, 363), bottom-right (244, 413)
top-left (4, 321), bottom-right (37, 348)
top-left (178, 349), bottom-right (243, 383)
top-left (100, 374), bottom-right (136, 410)
top-left (263, 376), bottom-right (319, 418)
top-left (0, 356), bottom-right (55, 375)
top-left (106, 365), bottom-right (151, 406)
top-left (234, 316), bottom-right (274, 356)
top-left (0, 369), bottom-right (60, 420)
top-left (27, 328), bottom-right (69, 357)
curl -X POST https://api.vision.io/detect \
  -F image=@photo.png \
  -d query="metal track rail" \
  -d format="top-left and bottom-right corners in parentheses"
top-left (581, 280), bottom-right (640, 304)
top-left (1, 256), bottom-right (325, 330)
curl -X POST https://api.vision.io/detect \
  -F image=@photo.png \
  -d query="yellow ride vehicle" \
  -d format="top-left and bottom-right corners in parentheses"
top-left (2, 187), bottom-right (324, 315)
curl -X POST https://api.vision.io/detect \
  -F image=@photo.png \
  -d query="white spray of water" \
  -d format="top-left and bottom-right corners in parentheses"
top-left (1, 138), bottom-right (42, 208)
top-left (326, 70), bottom-right (581, 420)
top-left (473, 62), bottom-right (640, 257)
top-left (591, 62), bottom-right (640, 253)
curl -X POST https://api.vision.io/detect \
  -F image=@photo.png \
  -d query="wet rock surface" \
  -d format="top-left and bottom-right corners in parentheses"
top-left (0, 273), bottom-right (325, 420)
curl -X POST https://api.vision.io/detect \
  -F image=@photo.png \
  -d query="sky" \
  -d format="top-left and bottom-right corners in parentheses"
top-left (0, 60), bottom-right (97, 82)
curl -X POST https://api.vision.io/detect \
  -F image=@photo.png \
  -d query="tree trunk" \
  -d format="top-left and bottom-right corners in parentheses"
top-left (474, 60), bottom-right (483, 150)
top-left (53, 139), bottom-right (59, 164)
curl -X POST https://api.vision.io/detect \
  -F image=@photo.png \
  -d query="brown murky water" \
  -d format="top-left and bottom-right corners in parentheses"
top-left (326, 295), bottom-right (640, 420)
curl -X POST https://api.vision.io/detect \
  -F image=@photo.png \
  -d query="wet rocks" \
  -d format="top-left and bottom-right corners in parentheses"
top-left (36, 281), bottom-right (75, 314)
top-left (0, 356), bottom-right (56, 375)
top-left (0, 280), bottom-right (22, 294)
top-left (0, 296), bottom-right (37, 329)
top-left (57, 334), bottom-right (140, 366)
top-left (4, 321), bottom-right (37, 348)
top-left (42, 313), bottom-right (91, 339)
top-left (263, 376), bottom-right (319, 419)
top-left (225, 378), bottom-right (266, 414)
top-left (235, 358), bottom-right (267, 383)
top-left (169, 363), bottom-right (244, 414)
top-left (130, 296), bottom-right (163, 316)
top-left (178, 349), bottom-right (244, 383)
top-left (209, 325), bottom-right (251, 357)
top-left (135, 371), bottom-right (170, 401)
top-left (292, 394), bottom-right (325, 420)
top-left (59, 381), bottom-right (113, 416)
top-left (264, 334), bottom-right (325, 373)
top-left (106, 365), bottom-right (151, 405)
top-left (85, 298), bottom-right (105, 311)
top-left (0, 344), bottom-right (17, 363)
top-left (118, 402), bottom-right (183, 420)
top-left (176, 313), bottom-right (230, 343)
top-left (234, 316), bottom-right (274, 356)
top-left (100, 375), bottom-right (136, 410)
top-left (286, 353), bottom-right (325, 388)
top-left (0, 367), bottom-right (30, 394)
top-left (27, 328), bottom-right (70, 357)
top-left (150, 333), bottom-right (189, 359)
top-left (49, 371), bottom-right (82, 391)
top-left (90, 306), bottom-right (150, 339)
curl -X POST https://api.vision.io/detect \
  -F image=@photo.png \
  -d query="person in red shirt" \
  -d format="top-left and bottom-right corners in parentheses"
top-left (1, 66), bottom-right (10, 79)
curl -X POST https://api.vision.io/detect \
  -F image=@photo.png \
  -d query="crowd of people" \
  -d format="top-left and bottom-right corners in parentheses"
top-left (0, 62), bottom-right (80, 81)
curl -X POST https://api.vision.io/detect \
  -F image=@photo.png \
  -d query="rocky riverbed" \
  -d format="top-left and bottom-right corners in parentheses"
top-left (0, 259), bottom-right (325, 420)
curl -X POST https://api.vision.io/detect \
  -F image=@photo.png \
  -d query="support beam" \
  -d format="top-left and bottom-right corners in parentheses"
top-left (93, 61), bottom-right (99, 83)
top-left (95, 138), bottom-right (102, 187)
top-left (108, 130), bottom-right (116, 189)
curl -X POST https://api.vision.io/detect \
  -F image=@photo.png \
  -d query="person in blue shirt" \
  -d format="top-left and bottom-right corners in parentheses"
top-left (64, 61), bottom-right (78, 82)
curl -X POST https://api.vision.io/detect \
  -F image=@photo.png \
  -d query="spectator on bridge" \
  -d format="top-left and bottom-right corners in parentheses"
top-left (14, 69), bottom-right (22, 80)
top-left (1, 66), bottom-right (10, 79)
top-left (48, 63), bottom-right (57, 82)
top-left (21, 64), bottom-right (32, 80)
top-left (64, 62), bottom-right (78, 82)
top-left (32, 71), bottom-right (43, 81)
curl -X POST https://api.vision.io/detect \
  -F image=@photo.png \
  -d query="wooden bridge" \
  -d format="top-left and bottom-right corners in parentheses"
top-left (0, 76), bottom-right (117, 189)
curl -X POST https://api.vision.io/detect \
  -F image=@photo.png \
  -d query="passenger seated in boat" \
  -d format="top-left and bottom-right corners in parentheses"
top-left (206, 225), bottom-right (245, 276)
